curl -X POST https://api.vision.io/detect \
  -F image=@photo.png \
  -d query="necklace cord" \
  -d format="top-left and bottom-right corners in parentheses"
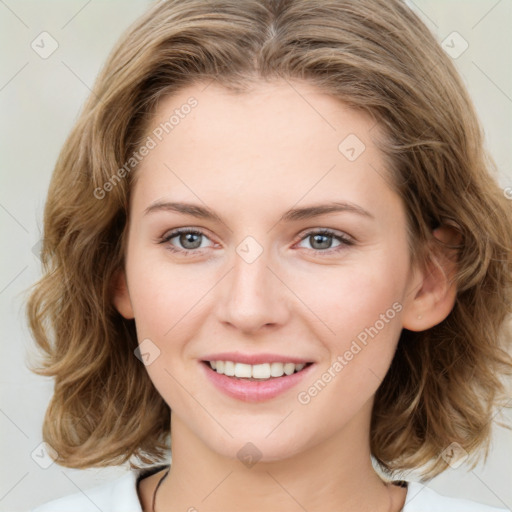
top-left (151, 468), bottom-right (170, 512)
top-left (151, 471), bottom-right (403, 512)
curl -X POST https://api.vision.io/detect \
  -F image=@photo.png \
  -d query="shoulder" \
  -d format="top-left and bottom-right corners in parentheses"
top-left (403, 481), bottom-right (510, 512)
top-left (30, 470), bottom-right (142, 512)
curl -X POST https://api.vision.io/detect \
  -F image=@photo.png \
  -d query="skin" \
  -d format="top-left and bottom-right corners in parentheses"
top-left (113, 80), bottom-right (458, 512)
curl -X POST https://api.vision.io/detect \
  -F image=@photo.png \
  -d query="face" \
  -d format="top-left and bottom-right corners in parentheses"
top-left (114, 80), bottom-right (423, 462)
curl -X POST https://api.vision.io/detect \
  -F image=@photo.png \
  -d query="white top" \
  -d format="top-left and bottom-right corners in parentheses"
top-left (31, 469), bottom-right (510, 512)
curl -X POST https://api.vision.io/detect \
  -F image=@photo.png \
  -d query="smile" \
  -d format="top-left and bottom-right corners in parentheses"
top-left (206, 360), bottom-right (309, 380)
top-left (200, 357), bottom-right (315, 402)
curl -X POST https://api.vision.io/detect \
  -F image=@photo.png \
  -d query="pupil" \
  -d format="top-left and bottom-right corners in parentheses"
top-left (181, 232), bottom-right (201, 249)
top-left (311, 234), bottom-right (331, 250)
top-left (178, 233), bottom-right (333, 250)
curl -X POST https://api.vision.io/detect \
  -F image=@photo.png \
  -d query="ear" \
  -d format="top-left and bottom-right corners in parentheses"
top-left (402, 225), bottom-right (461, 332)
top-left (111, 268), bottom-right (134, 319)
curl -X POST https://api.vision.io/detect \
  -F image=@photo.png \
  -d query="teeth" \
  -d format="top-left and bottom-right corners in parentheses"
top-left (270, 362), bottom-right (284, 377)
top-left (208, 360), bottom-right (308, 379)
top-left (252, 363), bottom-right (270, 379)
top-left (234, 362), bottom-right (252, 378)
top-left (283, 362), bottom-right (295, 375)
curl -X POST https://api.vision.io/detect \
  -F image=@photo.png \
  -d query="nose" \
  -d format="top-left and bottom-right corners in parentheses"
top-left (216, 243), bottom-right (291, 334)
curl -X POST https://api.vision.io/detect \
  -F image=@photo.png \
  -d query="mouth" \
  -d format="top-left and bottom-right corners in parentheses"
top-left (202, 360), bottom-right (313, 381)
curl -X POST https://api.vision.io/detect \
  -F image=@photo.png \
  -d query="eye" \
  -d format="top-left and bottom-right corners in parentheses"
top-left (295, 229), bottom-right (354, 254)
top-left (159, 228), bottom-right (214, 254)
top-left (158, 227), bottom-right (354, 256)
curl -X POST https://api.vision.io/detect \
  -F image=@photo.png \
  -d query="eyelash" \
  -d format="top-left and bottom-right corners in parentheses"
top-left (158, 227), bottom-right (355, 257)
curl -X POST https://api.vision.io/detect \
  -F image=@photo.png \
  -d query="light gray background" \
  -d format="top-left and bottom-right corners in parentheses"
top-left (1, 1), bottom-right (511, 511)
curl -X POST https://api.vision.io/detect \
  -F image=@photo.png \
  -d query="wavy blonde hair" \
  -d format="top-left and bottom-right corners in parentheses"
top-left (26, 0), bottom-right (512, 479)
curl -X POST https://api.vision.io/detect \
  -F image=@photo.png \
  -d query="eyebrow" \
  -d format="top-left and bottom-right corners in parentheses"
top-left (143, 200), bottom-right (374, 222)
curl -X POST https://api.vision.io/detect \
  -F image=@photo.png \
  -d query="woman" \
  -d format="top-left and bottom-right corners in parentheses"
top-left (27, 0), bottom-right (512, 510)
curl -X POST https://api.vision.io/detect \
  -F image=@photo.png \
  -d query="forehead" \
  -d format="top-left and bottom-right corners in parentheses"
top-left (148, 79), bottom-right (381, 157)
top-left (131, 79), bottom-right (397, 222)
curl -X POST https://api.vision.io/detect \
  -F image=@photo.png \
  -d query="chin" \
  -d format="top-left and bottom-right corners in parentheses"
top-left (202, 426), bottom-right (314, 465)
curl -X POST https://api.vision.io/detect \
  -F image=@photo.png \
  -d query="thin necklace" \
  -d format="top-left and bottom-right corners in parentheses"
top-left (151, 468), bottom-right (170, 512)
top-left (151, 470), bottom-right (401, 512)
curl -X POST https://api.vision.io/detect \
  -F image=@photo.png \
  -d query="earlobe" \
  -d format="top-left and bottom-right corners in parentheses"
top-left (111, 268), bottom-right (135, 319)
top-left (402, 225), bottom-right (461, 332)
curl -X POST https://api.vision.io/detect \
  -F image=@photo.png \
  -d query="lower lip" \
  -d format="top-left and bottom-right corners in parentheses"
top-left (200, 361), bottom-right (315, 402)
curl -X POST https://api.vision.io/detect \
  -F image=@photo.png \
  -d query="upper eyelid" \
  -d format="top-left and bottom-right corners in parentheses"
top-left (161, 227), bottom-right (353, 249)
top-left (161, 228), bottom-right (216, 245)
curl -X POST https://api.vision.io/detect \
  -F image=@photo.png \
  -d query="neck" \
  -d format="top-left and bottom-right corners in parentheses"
top-left (154, 403), bottom-right (403, 512)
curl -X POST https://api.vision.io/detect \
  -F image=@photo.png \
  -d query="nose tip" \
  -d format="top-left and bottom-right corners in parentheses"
top-left (216, 249), bottom-right (290, 334)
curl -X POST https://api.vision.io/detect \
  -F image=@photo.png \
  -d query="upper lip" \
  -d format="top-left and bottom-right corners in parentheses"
top-left (201, 352), bottom-right (314, 365)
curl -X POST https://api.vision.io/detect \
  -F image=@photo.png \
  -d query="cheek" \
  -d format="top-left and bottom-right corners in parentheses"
top-left (292, 290), bottom-right (403, 435)
top-left (293, 255), bottom-right (406, 344)
top-left (127, 254), bottom-right (210, 338)
top-left (298, 253), bottom-right (407, 405)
